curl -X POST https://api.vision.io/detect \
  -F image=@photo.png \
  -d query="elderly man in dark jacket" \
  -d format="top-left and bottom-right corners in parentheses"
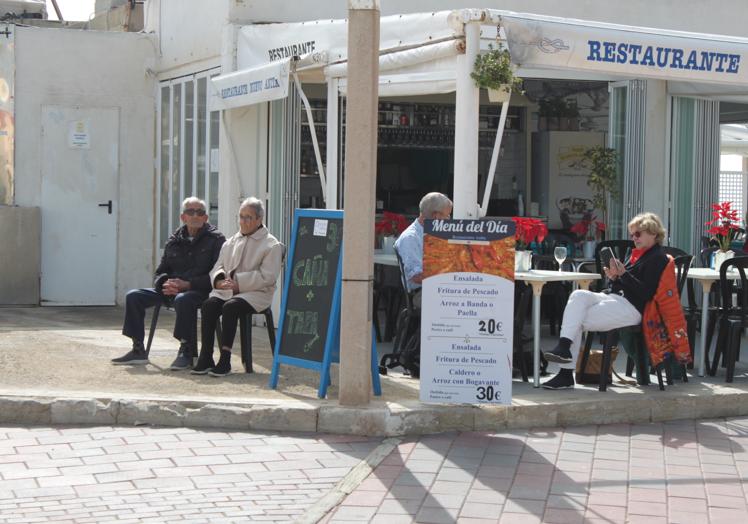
top-left (112, 197), bottom-right (225, 369)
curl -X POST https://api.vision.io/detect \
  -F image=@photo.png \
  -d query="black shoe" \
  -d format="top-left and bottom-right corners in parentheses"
top-left (111, 344), bottom-right (148, 365)
top-left (169, 350), bottom-right (193, 371)
top-left (208, 359), bottom-right (231, 377)
top-left (190, 357), bottom-right (215, 375)
top-left (543, 345), bottom-right (573, 364)
top-left (542, 371), bottom-right (575, 390)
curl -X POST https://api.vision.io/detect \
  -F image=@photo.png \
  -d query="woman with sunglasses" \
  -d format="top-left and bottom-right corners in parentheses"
top-left (192, 197), bottom-right (284, 377)
top-left (541, 212), bottom-right (669, 389)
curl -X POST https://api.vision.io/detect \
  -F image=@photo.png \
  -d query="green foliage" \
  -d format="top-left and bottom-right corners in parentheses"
top-left (471, 43), bottom-right (523, 92)
top-left (583, 146), bottom-right (620, 227)
top-left (538, 97), bottom-right (579, 118)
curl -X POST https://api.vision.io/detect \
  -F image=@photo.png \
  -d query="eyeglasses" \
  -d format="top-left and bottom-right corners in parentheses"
top-left (183, 208), bottom-right (206, 216)
top-left (629, 231), bottom-right (642, 239)
top-left (239, 214), bottom-right (258, 222)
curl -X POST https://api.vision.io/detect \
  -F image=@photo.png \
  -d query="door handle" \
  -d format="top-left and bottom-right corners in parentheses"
top-left (98, 200), bottom-right (113, 214)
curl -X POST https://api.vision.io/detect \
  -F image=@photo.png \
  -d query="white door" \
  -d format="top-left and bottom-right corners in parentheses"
top-left (41, 106), bottom-right (119, 305)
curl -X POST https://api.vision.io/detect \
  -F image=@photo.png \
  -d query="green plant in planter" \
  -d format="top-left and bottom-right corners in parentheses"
top-left (583, 146), bottom-right (620, 232)
top-left (471, 43), bottom-right (523, 95)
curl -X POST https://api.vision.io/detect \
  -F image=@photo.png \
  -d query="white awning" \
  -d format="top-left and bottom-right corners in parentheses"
top-left (210, 58), bottom-right (291, 111)
top-left (497, 10), bottom-right (748, 87)
top-left (722, 124), bottom-right (748, 156)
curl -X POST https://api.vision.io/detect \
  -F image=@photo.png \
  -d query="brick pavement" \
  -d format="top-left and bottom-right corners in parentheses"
top-left (325, 417), bottom-right (748, 523)
top-left (3, 419), bottom-right (748, 523)
top-left (0, 425), bottom-right (380, 523)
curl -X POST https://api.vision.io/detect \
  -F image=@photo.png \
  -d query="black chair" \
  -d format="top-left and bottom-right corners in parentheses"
top-left (144, 299), bottom-right (197, 359)
top-left (531, 253), bottom-right (570, 336)
top-left (215, 244), bottom-right (286, 374)
top-left (662, 246), bottom-right (688, 259)
top-left (214, 308), bottom-right (278, 374)
top-left (379, 247), bottom-right (421, 377)
top-left (513, 283), bottom-right (533, 381)
top-left (373, 264), bottom-right (402, 343)
top-left (624, 253), bottom-right (693, 379)
top-left (706, 256), bottom-right (748, 382)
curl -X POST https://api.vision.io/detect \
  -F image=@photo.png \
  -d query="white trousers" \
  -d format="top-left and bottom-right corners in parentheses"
top-left (559, 290), bottom-right (642, 369)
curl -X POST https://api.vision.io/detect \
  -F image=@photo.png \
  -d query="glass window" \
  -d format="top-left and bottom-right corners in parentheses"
top-left (171, 83), bottom-right (182, 233)
top-left (184, 80), bottom-right (194, 199)
top-left (197, 77), bottom-right (207, 202)
top-left (156, 71), bottom-right (220, 250)
top-left (159, 86), bottom-right (170, 244)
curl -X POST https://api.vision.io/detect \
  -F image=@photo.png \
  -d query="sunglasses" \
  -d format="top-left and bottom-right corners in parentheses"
top-left (183, 208), bottom-right (206, 216)
top-left (629, 231), bottom-right (642, 239)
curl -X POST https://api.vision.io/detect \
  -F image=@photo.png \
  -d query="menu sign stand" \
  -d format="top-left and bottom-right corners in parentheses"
top-left (420, 218), bottom-right (515, 405)
top-left (269, 209), bottom-right (381, 398)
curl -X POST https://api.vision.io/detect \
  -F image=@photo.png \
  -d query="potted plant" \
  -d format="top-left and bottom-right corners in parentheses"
top-left (570, 211), bottom-right (606, 258)
top-left (471, 42), bottom-right (523, 104)
top-left (705, 201), bottom-right (741, 269)
top-left (512, 217), bottom-right (547, 272)
top-left (375, 211), bottom-right (408, 253)
top-left (583, 146), bottom-right (619, 238)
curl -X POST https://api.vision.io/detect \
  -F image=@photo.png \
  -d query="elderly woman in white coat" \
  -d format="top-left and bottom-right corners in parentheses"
top-left (192, 197), bottom-right (283, 377)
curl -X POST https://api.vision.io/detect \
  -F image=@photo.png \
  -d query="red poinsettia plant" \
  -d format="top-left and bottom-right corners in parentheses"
top-left (375, 211), bottom-right (409, 237)
top-left (513, 217), bottom-right (548, 250)
top-left (705, 201), bottom-right (741, 252)
top-left (570, 212), bottom-right (606, 242)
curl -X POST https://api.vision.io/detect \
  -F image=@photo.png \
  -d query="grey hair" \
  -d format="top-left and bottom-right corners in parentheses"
top-left (239, 197), bottom-right (265, 219)
top-left (181, 196), bottom-right (206, 212)
top-left (419, 192), bottom-right (452, 218)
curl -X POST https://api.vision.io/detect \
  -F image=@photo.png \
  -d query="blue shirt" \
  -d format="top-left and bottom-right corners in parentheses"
top-left (394, 219), bottom-right (422, 291)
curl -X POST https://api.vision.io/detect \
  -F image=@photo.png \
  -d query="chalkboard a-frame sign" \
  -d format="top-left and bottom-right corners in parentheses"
top-left (269, 209), bottom-right (382, 398)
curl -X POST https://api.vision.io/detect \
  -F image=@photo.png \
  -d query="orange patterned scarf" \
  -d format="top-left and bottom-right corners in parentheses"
top-left (641, 257), bottom-right (692, 367)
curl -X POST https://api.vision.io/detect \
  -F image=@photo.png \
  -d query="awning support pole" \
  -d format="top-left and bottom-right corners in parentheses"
top-left (479, 100), bottom-right (509, 217)
top-left (326, 78), bottom-right (339, 209)
top-left (293, 72), bottom-right (327, 203)
top-left (453, 21), bottom-right (480, 219)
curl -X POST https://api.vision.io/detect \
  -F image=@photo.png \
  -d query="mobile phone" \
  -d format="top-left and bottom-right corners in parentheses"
top-left (600, 247), bottom-right (615, 269)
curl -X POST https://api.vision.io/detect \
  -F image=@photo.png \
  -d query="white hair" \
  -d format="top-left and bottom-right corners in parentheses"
top-left (181, 196), bottom-right (206, 212)
top-left (419, 192), bottom-right (452, 218)
top-left (239, 197), bottom-right (265, 219)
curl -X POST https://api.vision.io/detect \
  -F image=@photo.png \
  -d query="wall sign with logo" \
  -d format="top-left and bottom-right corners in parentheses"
top-left (420, 218), bottom-right (516, 405)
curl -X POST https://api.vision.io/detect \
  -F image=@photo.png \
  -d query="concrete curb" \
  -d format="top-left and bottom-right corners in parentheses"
top-left (3, 388), bottom-right (748, 434)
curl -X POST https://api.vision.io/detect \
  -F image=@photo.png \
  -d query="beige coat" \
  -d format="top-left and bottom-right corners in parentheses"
top-left (209, 226), bottom-right (283, 311)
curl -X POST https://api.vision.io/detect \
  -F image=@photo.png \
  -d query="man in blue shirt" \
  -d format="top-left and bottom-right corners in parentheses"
top-left (394, 192), bottom-right (453, 292)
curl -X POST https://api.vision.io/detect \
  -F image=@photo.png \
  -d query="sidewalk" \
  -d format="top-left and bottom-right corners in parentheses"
top-left (2, 306), bottom-right (748, 436)
top-left (2, 418), bottom-right (748, 523)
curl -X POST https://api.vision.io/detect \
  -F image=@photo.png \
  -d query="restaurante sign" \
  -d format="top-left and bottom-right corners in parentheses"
top-left (586, 40), bottom-right (740, 74)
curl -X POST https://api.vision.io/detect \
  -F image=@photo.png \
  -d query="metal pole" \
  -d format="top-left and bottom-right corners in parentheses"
top-left (50, 0), bottom-right (64, 21)
top-left (453, 21), bottom-right (480, 219)
top-left (326, 78), bottom-right (339, 209)
top-left (339, 0), bottom-right (379, 406)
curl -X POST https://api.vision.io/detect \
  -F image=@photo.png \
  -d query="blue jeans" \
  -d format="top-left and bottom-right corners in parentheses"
top-left (122, 288), bottom-right (207, 347)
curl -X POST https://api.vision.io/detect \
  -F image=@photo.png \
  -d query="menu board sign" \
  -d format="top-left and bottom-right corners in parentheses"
top-left (420, 218), bottom-right (515, 405)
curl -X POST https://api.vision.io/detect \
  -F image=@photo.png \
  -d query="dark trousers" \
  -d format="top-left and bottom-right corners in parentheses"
top-left (122, 288), bottom-right (206, 346)
top-left (200, 296), bottom-right (256, 355)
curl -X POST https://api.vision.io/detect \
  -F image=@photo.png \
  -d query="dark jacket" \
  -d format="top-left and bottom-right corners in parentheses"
top-left (610, 243), bottom-right (669, 314)
top-left (153, 223), bottom-right (226, 294)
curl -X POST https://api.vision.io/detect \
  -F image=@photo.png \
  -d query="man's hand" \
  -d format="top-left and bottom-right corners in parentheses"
top-left (217, 277), bottom-right (240, 294)
top-left (162, 278), bottom-right (191, 296)
top-left (411, 272), bottom-right (424, 284)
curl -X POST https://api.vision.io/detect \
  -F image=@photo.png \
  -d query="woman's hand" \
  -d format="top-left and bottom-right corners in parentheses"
top-left (603, 258), bottom-right (626, 280)
top-left (218, 278), bottom-right (239, 293)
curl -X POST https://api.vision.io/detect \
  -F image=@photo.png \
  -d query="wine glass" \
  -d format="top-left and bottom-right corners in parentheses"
top-left (554, 246), bottom-right (568, 271)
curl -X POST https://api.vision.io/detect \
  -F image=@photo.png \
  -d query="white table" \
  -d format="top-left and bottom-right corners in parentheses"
top-left (515, 270), bottom-right (601, 387)
top-left (373, 251), bottom-right (398, 267)
top-left (686, 268), bottom-right (742, 377)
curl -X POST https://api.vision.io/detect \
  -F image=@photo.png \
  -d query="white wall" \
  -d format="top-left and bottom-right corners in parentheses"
top-left (144, 0), bottom-right (227, 78)
top-left (227, 0), bottom-right (748, 37)
top-left (14, 26), bottom-right (156, 303)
